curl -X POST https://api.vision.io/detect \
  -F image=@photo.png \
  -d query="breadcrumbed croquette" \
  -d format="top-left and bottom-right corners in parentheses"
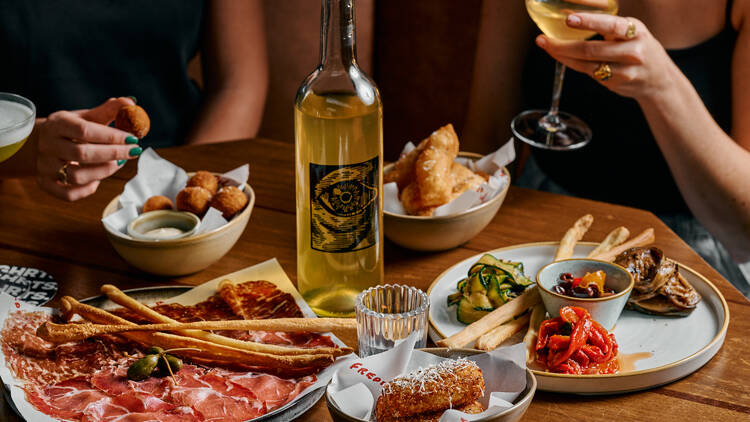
top-left (176, 186), bottom-right (212, 216)
top-left (142, 195), bottom-right (173, 213)
top-left (375, 359), bottom-right (484, 421)
top-left (115, 104), bottom-right (150, 138)
top-left (210, 186), bottom-right (248, 219)
top-left (187, 171), bottom-right (219, 196)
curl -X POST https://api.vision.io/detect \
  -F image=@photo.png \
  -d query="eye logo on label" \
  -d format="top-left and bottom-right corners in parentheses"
top-left (310, 157), bottom-right (379, 253)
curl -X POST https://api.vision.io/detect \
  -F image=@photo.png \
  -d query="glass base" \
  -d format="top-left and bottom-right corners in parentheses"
top-left (511, 109), bottom-right (592, 151)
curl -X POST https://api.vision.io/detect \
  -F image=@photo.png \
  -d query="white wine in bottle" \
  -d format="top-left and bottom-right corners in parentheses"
top-left (294, 0), bottom-right (383, 317)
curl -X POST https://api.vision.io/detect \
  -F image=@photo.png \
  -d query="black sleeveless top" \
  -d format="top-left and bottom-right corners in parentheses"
top-left (522, 1), bottom-right (736, 213)
top-left (0, 0), bottom-right (204, 148)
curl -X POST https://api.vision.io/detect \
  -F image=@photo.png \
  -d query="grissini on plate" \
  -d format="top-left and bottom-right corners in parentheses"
top-left (554, 214), bottom-right (594, 261)
top-left (437, 286), bottom-right (540, 349)
top-left (589, 228), bottom-right (655, 262)
top-left (475, 311), bottom-right (531, 351)
top-left (60, 296), bottom-right (335, 369)
top-left (37, 318), bottom-right (356, 344)
top-left (100, 284), bottom-right (350, 356)
top-left (587, 226), bottom-right (630, 258)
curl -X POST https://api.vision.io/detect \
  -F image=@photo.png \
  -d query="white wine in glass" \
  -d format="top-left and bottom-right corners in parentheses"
top-left (512, 0), bottom-right (618, 150)
top-left (0, 93), bottom-right (35, 162)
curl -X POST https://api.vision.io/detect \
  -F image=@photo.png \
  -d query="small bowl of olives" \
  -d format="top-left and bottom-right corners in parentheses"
top-left (536, 259), bottom-right (634, 330)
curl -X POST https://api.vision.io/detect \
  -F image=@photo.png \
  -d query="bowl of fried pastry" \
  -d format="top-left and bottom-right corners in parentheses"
top-left (384, 124), bottom-right (510, 251)
top-left (326, 348), bottom-right (536, 422)
top-left (102, 170), bottom-right (255, 276)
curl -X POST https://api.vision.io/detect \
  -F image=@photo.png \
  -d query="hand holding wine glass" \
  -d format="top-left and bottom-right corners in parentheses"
top-left (512, 0), bottom-right (618, 150)
top-left (535, 12), bottom-right (677, 101)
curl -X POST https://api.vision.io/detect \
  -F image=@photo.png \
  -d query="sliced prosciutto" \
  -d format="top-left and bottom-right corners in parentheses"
top-left (0, 280), bottom-right (340, 421)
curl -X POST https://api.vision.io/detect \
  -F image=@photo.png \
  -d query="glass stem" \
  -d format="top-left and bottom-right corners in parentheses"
top-left (541, 61), bottom-right (566, 134)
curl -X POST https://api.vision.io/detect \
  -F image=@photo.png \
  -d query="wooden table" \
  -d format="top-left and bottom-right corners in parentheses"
top-left (1, 139), bottom-right (748, 421)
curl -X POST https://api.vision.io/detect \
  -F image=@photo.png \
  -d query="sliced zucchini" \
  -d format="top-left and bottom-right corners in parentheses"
top-left (447, 291), bottom-right (463, 307)
top-left (456, 297), bottom-right (493, 324)
top-left (456, 278), bottom-right (467, 292)
top-left (467, 272), bottom-right (488, 295)
top-left (468, 291), bottom-right (493, 309)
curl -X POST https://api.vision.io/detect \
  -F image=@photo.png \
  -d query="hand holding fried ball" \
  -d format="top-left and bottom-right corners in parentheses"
top-left (187, 171), bottom-right (219, 196)
top-left (115, 105), bottom-right (151, 139)
top-left (142, 195), bottom-right (173, 213)
top-left (176, 186), bottom-right (212, 216)
top-left (211, 186), bottom-right (248, 219)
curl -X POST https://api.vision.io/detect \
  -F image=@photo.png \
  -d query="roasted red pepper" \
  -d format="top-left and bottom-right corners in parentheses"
top-left (535, 306), bottom-right (620, 374)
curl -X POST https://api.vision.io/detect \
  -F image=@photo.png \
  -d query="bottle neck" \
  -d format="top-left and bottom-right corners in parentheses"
top-left (320, 0), bottom-right (356, 69)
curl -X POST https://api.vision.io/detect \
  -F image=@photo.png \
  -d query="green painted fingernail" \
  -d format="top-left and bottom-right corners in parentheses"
top-left (117, 160), bottom-right (126, 166)
top-left (125, 136), bottom-right (138, 144)
top-left (127, 96), bottom-right (137, 104)
top-left (129, 147), bottom-right (143, 157)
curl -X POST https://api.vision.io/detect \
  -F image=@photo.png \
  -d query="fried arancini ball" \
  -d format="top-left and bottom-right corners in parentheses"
top-left (210, 186), bottom-right (248, 219)
top-left (186, 171), bottom-right (219, 195)
top-left (115, 104), bottom-right (151, 138)
top-left (176, 186), bottom-right (212, 216)
top-left (142, 195), bottom-right (174, 213)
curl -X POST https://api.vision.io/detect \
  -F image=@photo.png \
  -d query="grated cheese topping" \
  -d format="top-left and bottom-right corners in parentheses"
top-left (382, 358), bottom-right (479, 395)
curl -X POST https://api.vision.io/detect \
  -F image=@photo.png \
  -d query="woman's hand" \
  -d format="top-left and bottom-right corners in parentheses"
top-left (35, 97), bottom-right (143, 201)
top-left (535, 13), bottom-right (678, 100)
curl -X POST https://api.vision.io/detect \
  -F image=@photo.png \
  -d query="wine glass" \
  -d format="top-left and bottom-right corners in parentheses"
top-left (0, 93), bottom-right (36, 162)
top-left (512, 0), bottom-right (618, 151)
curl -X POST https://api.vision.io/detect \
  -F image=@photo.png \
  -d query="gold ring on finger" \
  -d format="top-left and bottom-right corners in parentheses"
top-left (594, 62), bottom-right (613, 82)
top-left (626, 20), bottom-right (637, 39)
top-left (57, 162), bottom-right (70, 185)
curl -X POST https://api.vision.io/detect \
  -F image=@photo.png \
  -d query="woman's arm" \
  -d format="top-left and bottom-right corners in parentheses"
top-left (187, 0), bottom-right (268, 145)
top-left (536, 6), bottom-right (750, 262)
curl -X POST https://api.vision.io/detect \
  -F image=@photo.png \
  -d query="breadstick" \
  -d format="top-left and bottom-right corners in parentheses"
top-left (60, 296), bottom-right (334, 368)
top-left (100, 284), bottom-right (349, 356)
top-left (587, 226), bottom-right (630, 258)
top-left (522, 303), bottom-right (547, 364)
top-left (475, 311), bottom-right (531, 351)
top-left (589, 228), bottom-right (655, 262)
top-left (437, 286), bottom-right (541, 349)
top-left (554, 214), bottom-right (594, 261)
top-left (37, 318), bottom-right (356, 344)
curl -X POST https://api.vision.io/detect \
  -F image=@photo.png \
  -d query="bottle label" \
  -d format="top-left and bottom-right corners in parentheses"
top-left (309, 157), bottom-right (379, 252)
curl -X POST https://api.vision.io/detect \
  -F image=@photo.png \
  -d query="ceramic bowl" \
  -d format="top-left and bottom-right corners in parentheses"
top-left (102, 177), bottom-right (255, 276)
top-left (383, 152), bottom-right (509, 251)
top-left (325, 347), bottom-right (536, 422)
top-left (536, 259), bottom-right (634, 330)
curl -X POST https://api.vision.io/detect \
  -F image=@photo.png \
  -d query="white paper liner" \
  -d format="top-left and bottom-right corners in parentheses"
top-left (384, 140), bottom-right (515, 217)
top-left (0, 259), bottom-right (356, 422)
top-left (101, 148), bottom-right (250, 238)
top-left (328, 332), bottom-right (527, 422)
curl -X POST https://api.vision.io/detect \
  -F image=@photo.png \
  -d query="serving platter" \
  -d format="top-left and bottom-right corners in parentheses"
top-left (2, 285), bottom-right (325, 422)
top-left (428, 242), bottom-right (730, 394)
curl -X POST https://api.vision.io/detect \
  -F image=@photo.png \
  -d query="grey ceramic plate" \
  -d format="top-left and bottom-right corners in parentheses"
top-left (3, 285), bottom-right (325, 422)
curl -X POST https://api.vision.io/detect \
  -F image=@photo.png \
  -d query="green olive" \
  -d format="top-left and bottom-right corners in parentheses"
top-left (127, 355), bottom-right (159, 381)
top-left (157, 354), bottom-right (183, 374)
top-left (144, 346), bottom-right (165, 355)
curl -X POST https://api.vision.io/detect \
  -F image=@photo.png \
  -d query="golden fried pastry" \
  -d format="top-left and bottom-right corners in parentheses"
top-left (115, 104), bottom-right (150, 139)
top-left (400, 182), bottom-right (434, 216)
top-left (142, 195), bottom-right (173, 213)
top-left (187, 170), bottom-right (219, 196)
top-left (450, 162), bottom-right (486, 198)
top-left (210, 186), bottom-right (248, 219)
top-left (375, 359), bottom-right (484, 421)
top-left (176, 186), bottom-right (212, 216)
top-left (385, 139), bottom-right (428, 190)
top-left (414, 124), bottom-right (459, 207)
top-left (376, 401), bottom-right (483, 422)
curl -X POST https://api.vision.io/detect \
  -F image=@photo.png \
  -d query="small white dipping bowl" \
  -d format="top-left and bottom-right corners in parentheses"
top-left (536, 259), bottom-right (634, 330)
top-left (127, 210), bottom-right (200, 241)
